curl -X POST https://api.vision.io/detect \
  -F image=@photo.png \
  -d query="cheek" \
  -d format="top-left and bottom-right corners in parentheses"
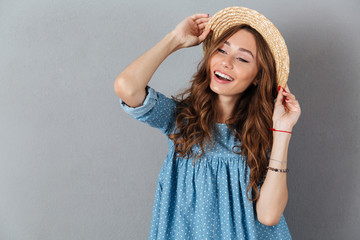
top-left (208, 57), bottom-right (216, 70)
top-left (237, 64), bottom-right (258, 78)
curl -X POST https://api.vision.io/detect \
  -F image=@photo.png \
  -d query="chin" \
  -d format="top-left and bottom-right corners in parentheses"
top-left (209, 81), bottom-right (220, 95)
top-left (209, 79), bottom-right (229, 95)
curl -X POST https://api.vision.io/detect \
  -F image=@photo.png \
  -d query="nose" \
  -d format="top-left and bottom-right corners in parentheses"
top-left (221, 55), bottom-right (233, 69)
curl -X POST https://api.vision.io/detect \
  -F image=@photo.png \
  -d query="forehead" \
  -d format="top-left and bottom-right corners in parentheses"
top-left (222, 29), bottom-right (257, 56)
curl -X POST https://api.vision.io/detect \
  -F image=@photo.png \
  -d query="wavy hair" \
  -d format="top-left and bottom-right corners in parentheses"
top-left (168, 24), bottom-right (278, 202)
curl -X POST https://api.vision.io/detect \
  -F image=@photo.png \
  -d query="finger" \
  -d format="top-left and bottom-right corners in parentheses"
top-left (283, 92), bottom-right (296, 100)
top-left (285, 98), bottom-right (292, 103)
top-left (197, 21), bottom-right (210, 30)
top-left (191, 13), bottom-right (210, 20)
top-left (195, 17), bottom-right (210, 24)
top-left (285, 99), bottom-right (301, 111)
top-left (285, 98), bottom-right (299, 106)
top-left (198, 28), bottom-right (211, 43)
top-left (283, 83), bottom-right (291, 94)
top-left (275, 86), bottom-right (285, 104)
top-left (198, 22), bottom-right (208, 30)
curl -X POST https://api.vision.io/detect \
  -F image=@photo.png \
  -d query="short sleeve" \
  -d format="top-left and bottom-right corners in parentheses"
top-left (118, 86), bottom-right (176, 135)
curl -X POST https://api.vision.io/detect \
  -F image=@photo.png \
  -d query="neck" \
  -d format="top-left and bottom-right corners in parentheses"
top-left (215, 95), bottom-right (240, 123)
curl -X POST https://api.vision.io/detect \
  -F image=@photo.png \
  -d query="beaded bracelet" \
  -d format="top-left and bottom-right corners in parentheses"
top-left (267, 166), bottom-right (289, 173)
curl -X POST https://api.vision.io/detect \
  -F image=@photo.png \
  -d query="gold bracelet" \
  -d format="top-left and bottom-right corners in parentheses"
top-left (267, 166), bottom-right (289, 173)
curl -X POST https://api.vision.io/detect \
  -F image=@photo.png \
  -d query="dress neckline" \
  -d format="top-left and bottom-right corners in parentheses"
top-left (215, 122), bottom-right (234, 125)
top-left (215, 123), bottom-right (231, 129)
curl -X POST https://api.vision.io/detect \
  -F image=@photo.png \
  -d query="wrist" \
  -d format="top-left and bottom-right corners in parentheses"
top-left (272, 123), bottom-right (293, 132)
top-left (271, 125), bottom-right (293, 139)
top-left (167, 31), bottom-right (184, 52)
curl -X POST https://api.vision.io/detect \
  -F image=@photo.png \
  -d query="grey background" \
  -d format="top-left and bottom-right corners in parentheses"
top-left (1, 0), bottom-right (359, 239)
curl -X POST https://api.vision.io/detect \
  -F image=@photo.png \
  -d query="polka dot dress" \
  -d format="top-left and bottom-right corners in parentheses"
top-left (119, 86), bottom-right (292, 240)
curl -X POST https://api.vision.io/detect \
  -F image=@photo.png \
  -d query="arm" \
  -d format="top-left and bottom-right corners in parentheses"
top-left (113, 13), bottom-right (211, 108)
top-left (113, 33), bottom-right (180, 108)
top-left (256, 84), bottom-right (301, 226)
top-left (255, 127), bottom-right (291, 226)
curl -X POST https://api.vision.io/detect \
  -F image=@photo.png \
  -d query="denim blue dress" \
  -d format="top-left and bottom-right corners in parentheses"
top-left (118, 86), bottom-right (292, 240)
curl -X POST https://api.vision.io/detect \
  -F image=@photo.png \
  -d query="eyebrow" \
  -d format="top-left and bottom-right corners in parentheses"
top-left (224, 41), bottom-right (254, 59)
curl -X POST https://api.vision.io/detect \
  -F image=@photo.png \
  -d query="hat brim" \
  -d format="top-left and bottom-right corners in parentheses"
top-left (203, 6), bottom-right (289, 88)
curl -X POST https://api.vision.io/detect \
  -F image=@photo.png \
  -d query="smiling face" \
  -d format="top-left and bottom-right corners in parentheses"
top-left (209, 29), bottom-right (259, 101)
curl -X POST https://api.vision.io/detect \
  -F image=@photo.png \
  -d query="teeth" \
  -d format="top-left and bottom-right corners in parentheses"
top-left (215, 71), bottom-right (233, 81)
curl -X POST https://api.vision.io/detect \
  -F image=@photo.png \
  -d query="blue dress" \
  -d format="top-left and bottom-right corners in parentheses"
top-left (118, 86), bottom-right (292, 240)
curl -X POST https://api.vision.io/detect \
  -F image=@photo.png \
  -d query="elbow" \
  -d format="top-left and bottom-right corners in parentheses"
top-left (113, 77), bottom-right (120, 95)
top-left (257, 214), bottom-right (281, 227)
top-left (255, 193), bottom-right (288, 227)
top-left (114, 76), bottom-right (136, 98)
top-left (114, 76), bottom-right (126, 96)
top-left (114, 76), bottom-right (146, 108)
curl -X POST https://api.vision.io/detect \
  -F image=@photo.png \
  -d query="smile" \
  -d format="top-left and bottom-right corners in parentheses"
top-left (214, 70), bottom-right (234, 84)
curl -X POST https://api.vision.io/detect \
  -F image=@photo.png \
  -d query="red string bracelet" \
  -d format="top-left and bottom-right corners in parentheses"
top-left (269, 128), bottom-right (292, 134)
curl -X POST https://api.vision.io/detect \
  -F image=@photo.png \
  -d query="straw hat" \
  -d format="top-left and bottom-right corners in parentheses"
top-left (203, 6), bottom-right (289, 88)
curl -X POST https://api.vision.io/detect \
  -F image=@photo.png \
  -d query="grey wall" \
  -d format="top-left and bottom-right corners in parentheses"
top-left (1, 0), bottom-right (359, 239)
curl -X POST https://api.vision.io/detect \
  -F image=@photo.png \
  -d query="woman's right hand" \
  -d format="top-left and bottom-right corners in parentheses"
top-left (171, 13), bottom-right (211, 49)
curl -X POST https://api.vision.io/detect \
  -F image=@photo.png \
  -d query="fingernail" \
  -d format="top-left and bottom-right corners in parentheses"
top-left (285, 98), bottom-right (289, 101)
top-left (284, 89), bottom-right (287, 93)
top-left (278, 86), bottom-right (281, 91)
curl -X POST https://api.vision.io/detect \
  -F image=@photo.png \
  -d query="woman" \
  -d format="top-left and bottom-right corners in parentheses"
top-left (114, 6), bottom-right (301, 240)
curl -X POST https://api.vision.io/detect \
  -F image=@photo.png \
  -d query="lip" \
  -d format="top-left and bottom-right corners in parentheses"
top-left (213, 70), bottom-right (234, 84)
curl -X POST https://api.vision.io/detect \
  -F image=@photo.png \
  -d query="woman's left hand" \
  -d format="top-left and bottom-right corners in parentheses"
top-left (272, 83), bottom-right (301, 131)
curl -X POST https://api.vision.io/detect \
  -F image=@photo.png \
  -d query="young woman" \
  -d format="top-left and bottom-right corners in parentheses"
top-left (114, 6), bottom-right (301, 240)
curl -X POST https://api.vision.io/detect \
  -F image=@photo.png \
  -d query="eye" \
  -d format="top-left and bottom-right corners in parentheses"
top-left (217, 48), bottom-right (226, 54)
top-left (237, 58), bottom-right (249, 63)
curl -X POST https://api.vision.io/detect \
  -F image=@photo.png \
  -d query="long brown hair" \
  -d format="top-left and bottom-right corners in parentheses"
top-left (168, 24), bottom-right (278, 202)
